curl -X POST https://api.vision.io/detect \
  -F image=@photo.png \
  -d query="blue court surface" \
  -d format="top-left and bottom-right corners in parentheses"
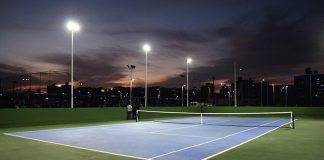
top-left (5, 117), bottom-right (291, 160)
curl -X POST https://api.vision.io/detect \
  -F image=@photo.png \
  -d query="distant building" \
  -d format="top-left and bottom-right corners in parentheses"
top-left (219, 84), bottom-right (231, 105)
top-left (230, 77), bottom-right (260, 106)
top-left (239, 78), bottom-right (257, 106)
top-left (273, 85), bottom-right (294, 106)
top-left (200, 83), bottom-right (214, 103)
top-left (219, 84), bottom-right (230, 98)
top-left (294, 68), bottom-right (324, 106)
top-left (257, 80), bottom-right (273, 106)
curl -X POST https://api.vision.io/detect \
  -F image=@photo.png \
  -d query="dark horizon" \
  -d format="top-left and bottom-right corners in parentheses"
top-left (0, 67), bottom-right (320, 93)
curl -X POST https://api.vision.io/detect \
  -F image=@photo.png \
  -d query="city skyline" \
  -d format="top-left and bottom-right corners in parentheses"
top-left (1, 0), bottom-right (324, 89)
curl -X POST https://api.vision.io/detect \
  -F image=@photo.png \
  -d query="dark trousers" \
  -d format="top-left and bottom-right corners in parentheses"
top-left (127, 111), bottom-right (132, 120)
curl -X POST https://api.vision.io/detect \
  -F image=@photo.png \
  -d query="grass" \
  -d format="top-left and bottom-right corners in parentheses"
top-left (210, 117), bottom-right (324, 160)
top-left (0, 121), bottom-right (138, 160)
top-left (0, 107), bottom-right (201, 128)
top-left (1, 107), bottom-right (323, 160)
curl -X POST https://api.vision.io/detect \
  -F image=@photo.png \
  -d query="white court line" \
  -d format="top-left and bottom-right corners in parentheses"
top-left (202, 119), bottom-right (298, 160)
top-left (149, 124), bottom-right (201, 133)
top-left (3, 132), bottom-right (147, 160)
top-left (8, 121), bottom-right (216, 146)
top-left (3, 122), bottom-right (215, 160)
top-left (3, 119), bottom-right (296, 160)
top-left (148, 119), bottom-right (282, 160)
top-left (9, 121), bottom-right (156, 134)
top-left (149, 120), bottom-right (232, 134)
top-left (102, 127), bottom-right (216, 139)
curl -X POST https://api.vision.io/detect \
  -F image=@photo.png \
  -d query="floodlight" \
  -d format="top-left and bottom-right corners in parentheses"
top-left (66, 21), bottom-right (80, 32)
top-left (187, 58), bottom-right (192, 64)
top-left (143, 44), bottom-right (151, 52)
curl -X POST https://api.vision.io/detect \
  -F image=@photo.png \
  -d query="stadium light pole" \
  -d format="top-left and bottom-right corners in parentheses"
top-left (272, 84), bottom-right (275, 105)
top-left (186, 58), bottom-right (192, 107)
top-left (143, 44), bottom-right (151, 107)
top-left (182, 84), bottom-right (186, 107)
top-left (285, 86), bottom-right (288, 106)
top-left (66, 21), bottom-right (80, 109)
top-left (261, 78), bottom-right (265, 106)
top-left (211, 77), bottom-right (216, 105)
top-left (233, 62), bottom-right (237, 107)
top-left (127, 65), bottom-right (135, 105)
top-left (130, 78), bottom-right (134, 103)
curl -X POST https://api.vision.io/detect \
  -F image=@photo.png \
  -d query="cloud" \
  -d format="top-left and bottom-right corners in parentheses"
top-left (0, 63), bottom-right (27, 77)
top-left (103, 28), bottom-right (211, 44)
top-left (230, 10), bottom-right (323, 70)
top-left (31, 47), bottom-right (143, 87)
top-left (2, 0), bottom-right (324, 89)
top-left (156, 8), bottom-right (324, 87)
top-left (0, 63), bottom-right (41, 90)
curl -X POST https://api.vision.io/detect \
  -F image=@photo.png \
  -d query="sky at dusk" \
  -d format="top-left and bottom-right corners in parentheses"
top-left (0, 0), bottom-right (324, 89)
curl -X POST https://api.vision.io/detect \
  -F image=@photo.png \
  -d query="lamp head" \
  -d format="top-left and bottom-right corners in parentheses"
top-left (143, 44), bottom-right (151, 52)
top-left (186, 58), bottom-right (192, 64)
top-left (67, 21), bottom-right (80, 32)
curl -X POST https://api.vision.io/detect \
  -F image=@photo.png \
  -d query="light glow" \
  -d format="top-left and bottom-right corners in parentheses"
top-left (187, 58), bottom-right (192, 64)
top-left (66, 21), bottom-right (80, 32)
top-left (143, 44), bottom-right (151, 52)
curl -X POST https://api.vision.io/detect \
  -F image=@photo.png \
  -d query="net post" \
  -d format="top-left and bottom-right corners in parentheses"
top-left (290, 112), bottom-right (294, 129)
top-left (136, 110), bottom-right (139, 122)
top-left (200, 113), bottom-right (203, 125)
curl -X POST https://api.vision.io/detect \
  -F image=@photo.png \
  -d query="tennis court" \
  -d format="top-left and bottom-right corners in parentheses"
top-left (4, 110), bottom-right (294, 160)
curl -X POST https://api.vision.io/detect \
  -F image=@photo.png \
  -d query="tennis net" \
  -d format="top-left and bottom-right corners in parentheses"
top-left (136, 110), bottom-right (295, 129)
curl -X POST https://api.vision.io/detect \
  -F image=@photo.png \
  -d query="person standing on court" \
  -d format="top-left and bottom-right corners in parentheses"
top-left (132, 101), bottom-right (139, 120)
top-left (126, 102), bottom-right (133, 120)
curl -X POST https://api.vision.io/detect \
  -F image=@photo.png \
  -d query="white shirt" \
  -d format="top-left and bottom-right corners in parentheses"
top-left (127, 105), bottom-right (133, 112)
